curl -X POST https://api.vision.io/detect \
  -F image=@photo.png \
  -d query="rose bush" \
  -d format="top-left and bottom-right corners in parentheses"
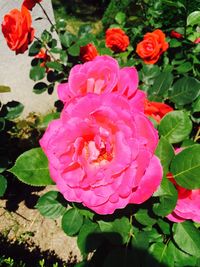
top-left (136, 29), bottom-right (169, 64)
top-left (105, 28), bottom-right (130, 52)
top-left (40, 92), bottom-right (162, 215)
top-left (1, 6), bottom-right (34, 54)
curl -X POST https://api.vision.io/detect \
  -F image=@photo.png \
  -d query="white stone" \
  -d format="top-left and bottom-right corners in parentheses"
top-left (0, 0), bottom-right (60, 117)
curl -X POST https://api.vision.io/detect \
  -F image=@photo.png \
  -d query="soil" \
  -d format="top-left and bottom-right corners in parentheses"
top-left (0, 181), bottom-right (81, 266)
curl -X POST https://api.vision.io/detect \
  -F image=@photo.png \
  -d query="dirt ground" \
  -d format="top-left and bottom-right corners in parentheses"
top-left (0, 183), bottom-right (81, 265)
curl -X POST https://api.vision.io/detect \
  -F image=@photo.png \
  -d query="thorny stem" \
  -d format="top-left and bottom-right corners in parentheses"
top-left (38, 2), bottom-right (58, 34)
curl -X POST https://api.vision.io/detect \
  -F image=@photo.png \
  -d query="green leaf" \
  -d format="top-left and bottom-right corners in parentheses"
top-left (148, 72), bottom-right (173, 101)
top-left (157, 219), bottom-right (171, 235)
top-left (29, 41), bottom-right (42, 56)
top-left (41, 30), bottom-right (52, 43)
top-left (155, 137), bottom-right (174, 175)
top-left (153, 177), bottom-right (178, 216)
top-left (149, 242), bottom-right (174, 267)
top-left (45, 61), bottom-right (63, 72)
top-left (68, 44), bottom-right (80, 56)
top-left (0, 86), bottom-right (11, 93)
top-left (38, 112), bottom-right (60, 129)
top-left (173, 221), bottom-right (200, 257)
top-left (0, 118), bottom-right (5, 131)
top-left (176, 62), bottom-right (193, 73)
top-left (187, 11), bottom-right (200, 26)
top-left (139, 64), bottom-right (161, 86)
top-left (98, 217), bottom-right (131, 245)
top-left (0, 175), bottom-right (7, 197)
top-left (36, 191), bottom-right (67, 219)
top-left (9, 148), bottom-right (54, 186)
top-left (159, 111), bottom-right (192, 144)
top-left (62, 208), bottom-right (84, 236)
top-left (192, 95), bottom-right (200, 113)
top-left (131, 231), bottom-right (149, 250)
top-left (135, 209), bottom-right (156, 226)
top-left (115, 12), bottom-right (126, 24)
top-left (169, 241), bottom-right (198, 267)
top-left (169, 77), bottom-right (200, 105)
top-left (170, 39), bottom-right (182, 47)
top-left (77, 220), bottom-right (102, 256)
top-left (30, 66), bottom-right (45, 81)
top-left (170, 145), bottom-right (200, 189)
top-left (3, 101), bottom-right (24, 120)
top-left (60, 32), bottom-right (77, 48)
top-left (73, 203), bottom-right (95, 220)
top-left (33, 82), bottom-right (48, 94)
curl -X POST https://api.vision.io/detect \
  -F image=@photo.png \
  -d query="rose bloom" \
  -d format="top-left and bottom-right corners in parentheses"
top-left (170, 30), bottom-right (183, 39)
top-left (144, 99), bottom-right (173, 123)
top-left (167, 173), bottom-right (200, 223)
top-left (57, 55), bottom-right (145, 112)
top-left (105, 28), bottom-right (130, 52)
top-left (40, 93), bottom-right (162, 214)
top-left (23, 0), bottom-right (42, 10)
top-left (1, 6), bottom-right (34, 54)
top-left (136, 29), bottom-right (169, 64)
top-left (80, 43), bottom-right (98, 63)
top-left (194, 37), bottom-right (200, 44)
top-left (35, 48), bottom-right (50, 71)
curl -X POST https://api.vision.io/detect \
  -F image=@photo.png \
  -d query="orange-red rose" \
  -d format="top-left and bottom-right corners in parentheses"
top-left (170, 30), bottom-right (183, 39)
top-left (106, 28), bottom-right (130, 52)
top-left (1, 6), bottom-right (34, 54)
top-left (144, 99), bottom-right (173, 123)
top-left (136, 29), bottom-right (169, 64)
top-left (23, 0), bottom-right (42, 10)
top-left (80, 43), bottom-right (98, 63)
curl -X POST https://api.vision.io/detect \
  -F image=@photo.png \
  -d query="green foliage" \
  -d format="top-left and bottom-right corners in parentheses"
top-left (170, 145), bottom-right (200, 189)
top-left (9, 148), bottom-right (54, 186)
top-left (173, 221), bottom-right (200, 257)
top-left (153, 177), bottom-right (178, 216)
top-left (159, 111), bottom-right (192, 144)
top-left (62, 208), bottom-right (84, 236)
top-left (36, 191), bottom-right (67, 219)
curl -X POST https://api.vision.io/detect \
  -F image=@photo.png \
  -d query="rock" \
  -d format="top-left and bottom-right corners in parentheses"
top-left (0, 0), bottom-right (59, 117)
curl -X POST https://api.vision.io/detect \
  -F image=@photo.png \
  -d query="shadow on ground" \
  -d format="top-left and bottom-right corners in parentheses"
top-left (0, 234), bottom-right (77, 267)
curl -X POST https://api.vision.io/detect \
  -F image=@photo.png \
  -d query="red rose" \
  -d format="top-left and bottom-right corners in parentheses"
top-left (80, 43), bottom-right (98, 63)
top-left (170, 30), bottom-right (183, 39)
top-left (1, 6), bottom-right (35, 54)
top-left (105, 28), bottom-right (130, 52)
top-left (35, 48), bottom-right (50, 71)
top-left (22, 0), bottom-right (42, 10)
top-left (136, 29), bottom-right (169, 64)
top-left (144, 99), bottom-right (173, 123)
top-left (194, 37), bottom-right (200, 44)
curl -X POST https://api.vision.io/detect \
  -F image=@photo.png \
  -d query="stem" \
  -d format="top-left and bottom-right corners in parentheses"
top-left (38, 3), bottom-right (58, 34)
top-left (194, 127), bottom-right (200, 142)
top-left (34, 36), bottom-right (57, 62)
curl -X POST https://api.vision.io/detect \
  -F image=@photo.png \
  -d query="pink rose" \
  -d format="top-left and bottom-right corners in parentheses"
top-left (40, 93), bottom-right (162, 215)
top-left (166, 148), bottom-right (200, 223)
top-left (57, 55), bottom-right (145, 112)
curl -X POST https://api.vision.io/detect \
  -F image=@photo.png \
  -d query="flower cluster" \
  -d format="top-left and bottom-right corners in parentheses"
top-left (40, 55), bottom-right (163, 215)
